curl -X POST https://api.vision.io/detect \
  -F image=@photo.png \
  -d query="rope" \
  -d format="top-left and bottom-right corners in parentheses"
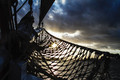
top-left (38, 0), bottom-right (42, 28)
top-left (38, 51), bottom-right (58, 79)
top-left (12, 1), bottom-right (18, 30)
top-left (26, 29), bottom-right (113, 80)
top-left (12, 0), bottom-right (28, 16)
top-left (9, 6), bottom-right (15, 31)
top-left (28, 0), bottom-right (33, 12)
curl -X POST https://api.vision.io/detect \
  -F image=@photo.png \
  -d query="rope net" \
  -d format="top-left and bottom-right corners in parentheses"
top-left (27, 28), bottom-right (110, 80)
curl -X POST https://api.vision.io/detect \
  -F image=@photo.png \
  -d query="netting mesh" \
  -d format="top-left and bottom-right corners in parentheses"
top-left (27, 29), bottom-right (110, 80)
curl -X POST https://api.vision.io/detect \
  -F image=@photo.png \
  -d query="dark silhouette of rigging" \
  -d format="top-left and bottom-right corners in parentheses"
top-left (0, 0), bottom-right (120, 80)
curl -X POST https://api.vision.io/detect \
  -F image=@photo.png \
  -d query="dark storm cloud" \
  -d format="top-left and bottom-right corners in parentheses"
top-left (44, 0), bottom-right (120, 50)
top-left (17, 0), bottom-right (120, 52)
top-left (48, 0), bottom-right (120, 31)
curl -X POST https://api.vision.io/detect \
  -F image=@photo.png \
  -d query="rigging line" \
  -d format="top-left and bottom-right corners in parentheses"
top-left (38, 0), bottom-right (42, 27)
top-left (41, 51), bottom-right (57, 74)
top-left (13, 1), bottom-right (18, 30)
top-left (38, 51), bottom-right (58, 79)
top-left (59, 46), bottom-right (77, 77)
top-left (42, 22), bottom-right (44, 39)
top-left (12, 0), bottom-right (28, 16)
top-left (56, 45), bottom-right (75, 76)
top-left (9, 6), bottom-right (14, 31)
top-left (46, 43), bottom-right (69, 67)
top-left (28, 0), bottom-right (33, 12)
top-left (37, 0), bottom-right (42, 42)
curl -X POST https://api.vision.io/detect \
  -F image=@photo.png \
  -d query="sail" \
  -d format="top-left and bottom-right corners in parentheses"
top-left (39, 0), bottom-right (55, 24)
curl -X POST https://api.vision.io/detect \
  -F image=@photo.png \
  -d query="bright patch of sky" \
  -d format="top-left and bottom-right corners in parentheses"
top-left (78, 42), bottom-right (120, 54)
top-left (33, 0), bottom-right (39, 6)
top-left (52, 8), bottom-right (64, 15)
top-left (63, 30), bottom-right (80, 37)
top-left (100, 49), bottom-right (120, 54)
top-left (53, 0), bottom-right (66, 15)
top-left (53, 5), bottom-right (63, 15)
top-left (21, 0), bottom-right (24, 2)
top-left (61, 0), bottom-right (66, 5)
top-left (48, 13), bottom-right (54, 20)
top-left (78, 43), bottom-right (97, 49)
top-left (22, 7), bottom-right (26, 11)
top-left (47, 30), bottom-right (81, 38)
top-left (78, 43), bottom-right (120, 54)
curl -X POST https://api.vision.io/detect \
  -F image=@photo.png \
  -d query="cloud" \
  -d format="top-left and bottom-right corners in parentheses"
top-left (44, 0), bottom-right (120, 52)
top-left (17, 0), bottom-right (120, 53)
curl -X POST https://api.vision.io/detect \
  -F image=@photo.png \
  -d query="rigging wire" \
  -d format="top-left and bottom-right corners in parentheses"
top-left (12, 1), bottom-right (18, 30)
top-left (12, 0), bottom-right (28, 16)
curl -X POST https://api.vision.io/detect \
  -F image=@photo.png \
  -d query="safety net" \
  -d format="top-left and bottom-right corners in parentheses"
top-left (26, 28), bottom-right (111, 80)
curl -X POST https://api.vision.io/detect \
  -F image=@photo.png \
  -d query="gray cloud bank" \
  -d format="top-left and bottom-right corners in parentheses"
top-left (45, 0), bottom-right (120, 53)
top-left (17, 0), bottom-right (120, 53)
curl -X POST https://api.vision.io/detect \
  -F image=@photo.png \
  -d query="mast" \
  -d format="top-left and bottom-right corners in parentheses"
top-left (0, 0), bottom-right (10, 38)
top-left (0, 0), bottom-right (18, 38)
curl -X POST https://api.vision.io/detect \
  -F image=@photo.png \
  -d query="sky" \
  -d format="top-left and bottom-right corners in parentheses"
top-left (17, 0), bottom-right (120, 54)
